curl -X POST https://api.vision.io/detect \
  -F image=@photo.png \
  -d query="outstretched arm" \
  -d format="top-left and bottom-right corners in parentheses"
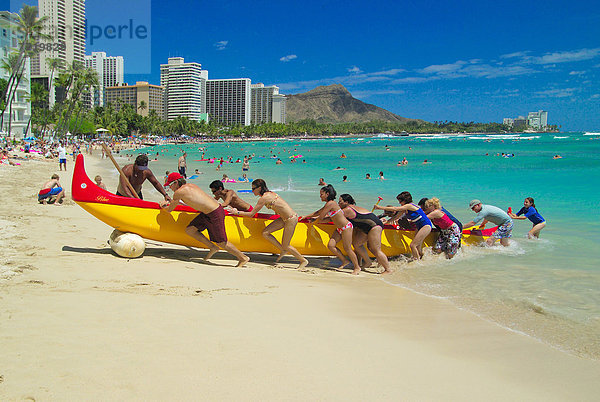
top-left (147, 173), bottom-right (172, 201)
top-left (234, 197), bottom-right (264, 218)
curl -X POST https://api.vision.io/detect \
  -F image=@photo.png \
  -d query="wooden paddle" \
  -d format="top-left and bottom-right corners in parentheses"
top-left (101, 143), bottom-right (140, 199)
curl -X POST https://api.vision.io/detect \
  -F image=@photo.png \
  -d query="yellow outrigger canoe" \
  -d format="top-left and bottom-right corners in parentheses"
top-left (72, 154), bottom-right (492, 257)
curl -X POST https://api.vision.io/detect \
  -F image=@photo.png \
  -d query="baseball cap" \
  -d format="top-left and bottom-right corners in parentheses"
top-left (135, 154), bottom-right (149, 170)
top-left (164, 172), bottom-right (182, 187)
top-left (469, 199), bottom-right (481, 209)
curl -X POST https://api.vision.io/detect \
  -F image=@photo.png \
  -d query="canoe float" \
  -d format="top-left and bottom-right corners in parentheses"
top-left (71, 154), bottom-right (493, 257)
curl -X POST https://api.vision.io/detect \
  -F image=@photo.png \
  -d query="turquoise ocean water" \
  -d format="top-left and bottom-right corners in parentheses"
top-left (134, 132), bottom-right (600, 358)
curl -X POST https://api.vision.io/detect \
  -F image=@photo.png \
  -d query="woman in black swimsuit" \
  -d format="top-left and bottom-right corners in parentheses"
top-left (338, 194), bottom-right (391, 274)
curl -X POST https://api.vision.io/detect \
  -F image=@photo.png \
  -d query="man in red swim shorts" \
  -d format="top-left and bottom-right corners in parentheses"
top-left (161, 172), bottom-right (249, 267)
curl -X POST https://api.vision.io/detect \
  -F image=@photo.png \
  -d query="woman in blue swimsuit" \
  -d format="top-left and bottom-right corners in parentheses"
top-left (373, 191), bottom-right (432, 260)
top-left (509, 197), bottom-right (546, 238)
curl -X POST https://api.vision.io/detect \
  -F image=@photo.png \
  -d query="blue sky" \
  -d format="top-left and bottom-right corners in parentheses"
top-left (7, 0), bottom-right (600, 130)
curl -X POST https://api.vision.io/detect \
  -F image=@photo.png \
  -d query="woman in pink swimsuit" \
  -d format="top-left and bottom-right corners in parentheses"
top-left (302, 185), bottom-right (360, 274)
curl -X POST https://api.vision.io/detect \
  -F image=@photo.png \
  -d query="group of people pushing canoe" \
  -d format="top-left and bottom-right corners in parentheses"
top-left (121, 154), bottom-right (547, 275)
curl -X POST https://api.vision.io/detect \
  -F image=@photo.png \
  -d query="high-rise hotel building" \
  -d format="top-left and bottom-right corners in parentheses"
top-left (1, 11), bottom-right (31, 138)
top-left (105, 81), bottom-right (165, 118)
top-left (207, 78), bottom-right (251, 126)
top-left (250, 83), bottom-right (286, 124)
top-left (160, 57), bottom-right (208, 121)
top-left (85, 52), bottom-right (124, 106)
top-left (31, 0), bottom-right (86, 106)
top-left (31, 0), bottom-right (86, 76)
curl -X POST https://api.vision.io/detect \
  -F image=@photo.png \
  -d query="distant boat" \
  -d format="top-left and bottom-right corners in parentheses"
top-left (584, 132), bottom-right (600, 136)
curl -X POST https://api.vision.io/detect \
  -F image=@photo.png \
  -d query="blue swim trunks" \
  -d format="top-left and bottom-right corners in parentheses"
top-left (59, 158), bottom-right (66, 164)
top-left (38, 187), bottom-right (63, 201)
top-left (492, 221), bottom-right (513, 239)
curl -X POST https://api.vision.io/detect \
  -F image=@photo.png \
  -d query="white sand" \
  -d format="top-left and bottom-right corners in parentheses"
top-left (1, 153), bottom-right (599, 400)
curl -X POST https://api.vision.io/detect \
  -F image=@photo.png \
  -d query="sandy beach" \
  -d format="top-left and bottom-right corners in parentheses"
top-left (1, 152), bottom-right (599, 400)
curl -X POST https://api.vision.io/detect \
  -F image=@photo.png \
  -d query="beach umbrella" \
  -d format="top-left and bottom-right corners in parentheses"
top-left (23, 136), bottom-right (37, 142)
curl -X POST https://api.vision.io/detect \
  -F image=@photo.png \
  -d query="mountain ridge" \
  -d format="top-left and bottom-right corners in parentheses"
top-left (285, 84), bottom-right (418, 124)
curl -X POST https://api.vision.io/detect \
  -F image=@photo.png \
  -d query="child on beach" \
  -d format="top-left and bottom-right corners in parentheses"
top-left (94, 175), bottom-right (107, 190)
top-left (509, 197), bottom-right (546, 238)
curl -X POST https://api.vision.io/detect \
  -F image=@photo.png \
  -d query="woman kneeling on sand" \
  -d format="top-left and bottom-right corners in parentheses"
top-left (230, 179), bottom-right (308, 270)
top-left (303, 185), bottom-right (361, 275)
top-left (338, 194), bottom-right (391, 274)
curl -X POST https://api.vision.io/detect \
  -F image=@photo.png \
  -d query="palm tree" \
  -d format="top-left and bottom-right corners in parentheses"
top-left (138, 100), bottom-right (147, 115)
top-left (0, 53), bottom-right (23, 134)
top-left (39, 57), bottom-right (64, 138)
top-left (0, 6), bottom-right (48, 110)
top-left (25, 82), bottom-right (48, 135)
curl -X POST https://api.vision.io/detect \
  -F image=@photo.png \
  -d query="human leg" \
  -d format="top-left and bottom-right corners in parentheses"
top-left (352, 231), bottom-right (372, 268)
top-left (411, 225), bottom-right (431, 259)
top-left (185, 225), bottom-right (220, 259)
top-left (529, 222), bottom-right (546, 238)
top-left (217, 241), bottom-right (250, 267)
top-left (366, 226), bottom-right (390, 273)
top-left (341, 228), bottom-right (360, 274)
top-left (278, 219), bottom-right (308, 269)
top-left (327, 231), bottom-right (350, 268)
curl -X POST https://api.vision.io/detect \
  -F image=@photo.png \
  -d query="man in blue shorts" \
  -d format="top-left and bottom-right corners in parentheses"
top-left (463, 199), bottom-right (513, 246)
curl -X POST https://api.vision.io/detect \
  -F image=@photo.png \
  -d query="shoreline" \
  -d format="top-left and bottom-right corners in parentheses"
top-left (1, 153), bottom-right (599, 399)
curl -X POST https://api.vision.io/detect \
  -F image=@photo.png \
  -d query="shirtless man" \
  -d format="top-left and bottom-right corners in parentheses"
top-left (38, 174), bottom-right (65, 205)
top-left (178, 152), bottom-right (187, 178)
top-left (116, 154), bottom-right (171, 202)
top-left (209, 180), bottom-right (253, 212)
top-left (161, 173), bottom-right (249, 267)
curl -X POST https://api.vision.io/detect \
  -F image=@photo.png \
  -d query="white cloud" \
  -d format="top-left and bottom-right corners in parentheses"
top-left (535, 48), bottom-right (600, 64)
top-left (418, 61), bottom-right (466, 75)
top-left (347, 66), bottom-right (362, 74)
top-left (591, 94), bottom-right (600, 99)
top-left (533, 88), bottom-right (578, 98)
top-left (569, 70), bottom-right (586, 75)
top-left (500, 51), bottom-right (531, 59)
top-left (352, 89), bottom-right (406, 98)
top-left (280, 54), bottom-right (298, 62)
top-left (214, 41), bottom-right (228, 51)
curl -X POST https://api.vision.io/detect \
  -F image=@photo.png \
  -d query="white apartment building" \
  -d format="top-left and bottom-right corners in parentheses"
top-left (527, 110), bottom-right (548, 130)
top-left (31, 0), bottom-right (86, 106)
top-left (207, 78), bottom-right (251, 126)
top-left (250, 83), bottom-right (286, 124)
top-left (160, 57), bottom-right (207, 121)
top-left (85, 51), bottom-right (124, 106)
top-left (272, 93), bottom-right (286, 124)
top-left (1, 11), bottom-right (31, 138)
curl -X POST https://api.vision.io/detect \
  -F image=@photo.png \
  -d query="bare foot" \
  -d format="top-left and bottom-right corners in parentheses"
top-left (297, 258), bottom-right (308, 270)
top-left (381, 269), bottom-right (394, 274)
top-left (335, 261), bottom-right (351, 271)
top-left (204, 246), bottom-right (219, 261)
top-left (275, 253), bottom-right (286, 263)
top-left (360, 258), bottom-right (373, 269)
top-left (236, 255), bottom-right (250, 267)
top-left (351, 266), bottom-right (361, 275)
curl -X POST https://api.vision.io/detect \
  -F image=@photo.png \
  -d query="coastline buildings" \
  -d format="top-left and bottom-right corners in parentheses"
top-left (0, 11), bottom-right (31, 138)
top-left (160, 57), bottom-right (208, 122)
top-left (84, 51), bottom-right (124, 107)
top-left (105, 81), bottom-right (165, 118)
top-left (31, 0), bottom-right (86, 106)
top-left (504, 110), bottom-right (548, 131)
top-left (250, 83), bottom-right (286, 124)
top-left (207, 78), bottom-right (251, 126)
